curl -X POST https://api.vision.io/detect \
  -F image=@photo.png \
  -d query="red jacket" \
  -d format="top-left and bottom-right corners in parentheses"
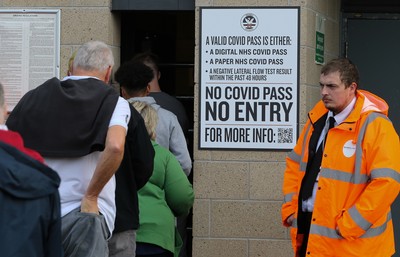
top-left (0, 129), bottom-right (44, 163)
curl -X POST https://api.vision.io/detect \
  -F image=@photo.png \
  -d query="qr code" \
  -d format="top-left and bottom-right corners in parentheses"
top-left (278, 128), bottom-right (293, 143)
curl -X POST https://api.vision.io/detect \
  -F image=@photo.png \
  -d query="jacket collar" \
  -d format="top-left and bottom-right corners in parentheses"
top-left (308, 91), bottom-right (363, 133)
top-left (308, 90), bottom-right (388, 133)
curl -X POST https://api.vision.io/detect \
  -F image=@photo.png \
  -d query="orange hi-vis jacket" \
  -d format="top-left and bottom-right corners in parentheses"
top-left (281, 90), bottom-right (400, 257)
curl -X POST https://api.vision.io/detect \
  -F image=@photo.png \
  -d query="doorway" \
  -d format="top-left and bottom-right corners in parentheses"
top-left (119, 10), bottom-right (195, 257)
top-left (342, 12), bottom-right (400, 257)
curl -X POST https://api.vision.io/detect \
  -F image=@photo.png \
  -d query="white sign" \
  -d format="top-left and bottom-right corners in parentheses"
top-left (199, 7), bottom-right (299, 150)
top-left (0, 9), bottom-right (60, 110)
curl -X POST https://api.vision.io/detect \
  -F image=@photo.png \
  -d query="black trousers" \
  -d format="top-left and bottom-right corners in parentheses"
top-left (137, 253), bottom-right (173, 257)
top-left (297, 211), bottom-right (313, 257)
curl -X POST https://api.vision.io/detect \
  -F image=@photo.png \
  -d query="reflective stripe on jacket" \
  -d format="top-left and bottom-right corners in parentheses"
top-left (281, 90), bottom-right (400, 257)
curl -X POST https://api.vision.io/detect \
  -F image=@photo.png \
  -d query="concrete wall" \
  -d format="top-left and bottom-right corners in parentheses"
top-left (0, 0), bottom-right (121, 79)
top-left (192, 0), bottom-right (340, 256)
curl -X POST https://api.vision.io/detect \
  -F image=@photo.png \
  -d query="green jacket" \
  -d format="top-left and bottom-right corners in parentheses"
top-left (136, 141), bottom-right (194, 256)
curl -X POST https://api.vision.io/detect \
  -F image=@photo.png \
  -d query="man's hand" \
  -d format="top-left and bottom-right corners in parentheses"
top-left (286, 214), bottom-right (295, 226)
top-left (80, 195), bottom-right (99, 214)
top-left (80, 125), bottom-right (126, 215)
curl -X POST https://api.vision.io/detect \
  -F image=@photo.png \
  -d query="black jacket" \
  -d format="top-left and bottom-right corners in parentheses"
top-left (113, 104), bottom-right (155, 232)
top-left (6, 77), bottom-right (119, 157)
top-left (0, 141), bottom-right (62, 257)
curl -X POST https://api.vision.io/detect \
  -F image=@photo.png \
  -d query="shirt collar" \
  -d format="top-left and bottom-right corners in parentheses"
top-left (328, 96), bottom-right (356, 125)
top-left (62, 75), bottom-right (100, 81)
top-left (0, 124), bottom-right (8, 130)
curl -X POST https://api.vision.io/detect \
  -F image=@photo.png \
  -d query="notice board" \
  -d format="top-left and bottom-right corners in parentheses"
top-left (0, 9), bottom-right (60, 110)
top-left (199, 7), bottom-right (300, 150)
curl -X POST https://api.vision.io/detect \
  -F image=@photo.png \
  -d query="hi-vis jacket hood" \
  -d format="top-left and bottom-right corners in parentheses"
top-left (308, 90), bottom-right (388, 126)
top-left (282, 90), bottom-right (400, 257)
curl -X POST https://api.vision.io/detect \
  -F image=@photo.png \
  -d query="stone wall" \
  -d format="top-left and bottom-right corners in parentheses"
top-left (0, 0), bottom-right (120, 78)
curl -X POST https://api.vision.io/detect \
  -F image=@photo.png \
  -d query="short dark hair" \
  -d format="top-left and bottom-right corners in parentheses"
top-left (114, 60), bottom-right (154, 95)
top-left (132, 52), bottom-right (160, 78)
top-left (321, 58), bottom-right (360, 88)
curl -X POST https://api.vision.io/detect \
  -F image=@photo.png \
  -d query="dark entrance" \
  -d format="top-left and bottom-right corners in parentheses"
top-left (342, 7), bottom-right (400, 257)
top-left (114, 8), bottom-right (195, 257)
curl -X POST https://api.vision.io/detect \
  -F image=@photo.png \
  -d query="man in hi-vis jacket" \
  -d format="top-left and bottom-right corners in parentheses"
top-left (281, 58), bottom-right (400, 257)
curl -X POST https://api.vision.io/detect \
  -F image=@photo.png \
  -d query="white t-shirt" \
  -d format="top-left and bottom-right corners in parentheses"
top-left (45, 96), bottom-right (130, 235)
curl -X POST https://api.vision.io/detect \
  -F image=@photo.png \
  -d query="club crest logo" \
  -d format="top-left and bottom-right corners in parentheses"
top-left (241, 13), bottom-right (258, 31)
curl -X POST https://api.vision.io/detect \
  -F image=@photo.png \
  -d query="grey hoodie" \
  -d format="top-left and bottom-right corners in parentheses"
top-left (128, 96), bottom-right (192, 175)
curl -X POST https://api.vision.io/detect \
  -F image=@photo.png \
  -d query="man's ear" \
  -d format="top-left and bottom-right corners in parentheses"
top-left (157, 71), bottom-right (161, 80)
top-left (104, 66), bottom-right (112, 83)
top-left (0, 103), bottom-right (7, 124)
top-left (120, 87), bottom-right (128, 99)
top-left (145, 84), bottom-right (151, 95)
top-left (350, 82), bottom-right (357, 92)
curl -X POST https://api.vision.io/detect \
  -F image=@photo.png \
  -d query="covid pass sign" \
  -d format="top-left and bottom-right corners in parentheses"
top-left (199, 7), bottom-right (299, 150)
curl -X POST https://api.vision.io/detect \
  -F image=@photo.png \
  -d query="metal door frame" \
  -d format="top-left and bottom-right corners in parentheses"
top-left (341, 12), bottom-right (400, 57)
